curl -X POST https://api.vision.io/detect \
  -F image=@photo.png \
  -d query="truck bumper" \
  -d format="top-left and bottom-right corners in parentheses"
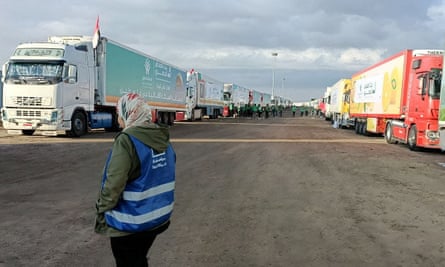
top-left (3, 120), bottom-right (67, 136)
top-left (418, 130), bottom-right (440, 149)
top-left (1, 108), bottom-right (68, 136)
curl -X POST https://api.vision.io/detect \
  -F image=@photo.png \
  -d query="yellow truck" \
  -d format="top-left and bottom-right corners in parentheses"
top-left (327, 79), bottom-right (353, 128)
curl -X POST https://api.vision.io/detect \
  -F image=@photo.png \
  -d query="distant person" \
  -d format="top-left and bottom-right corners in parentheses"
top-left (272, 105), bottom-right (277, 118)
top-left (258, 105), bottom-right (263, 119)
top-left (265, 104), bottom-right (270, 119)
top-left (252, 104), bottom-right (258, 119)
top-left (95, 93), bottom-right (176, 267)
top-left (229, 103), bottom-right (234, 117)
top-left (240, 105), bottom-right (245, 117)
top-left (292, 105), bottom-right (297, 117)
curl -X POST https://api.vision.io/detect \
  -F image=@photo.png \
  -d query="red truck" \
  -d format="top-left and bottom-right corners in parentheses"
top-left (350, 49), bottom-right (443, 150)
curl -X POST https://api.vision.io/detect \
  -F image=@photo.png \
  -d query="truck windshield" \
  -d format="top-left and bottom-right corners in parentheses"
top-left (5, 61), bottom-right (64, 85)
top-left (429, 69), bottom-right (441, 99)
top-left (223, 92), bottom-right (231, 101)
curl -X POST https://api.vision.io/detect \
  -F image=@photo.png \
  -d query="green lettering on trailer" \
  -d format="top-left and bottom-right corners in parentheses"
top-left (105, 41), bottom-right (186, 104)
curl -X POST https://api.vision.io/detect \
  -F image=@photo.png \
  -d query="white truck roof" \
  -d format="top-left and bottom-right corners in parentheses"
top-left (48, 36), bottom-right (92, 45)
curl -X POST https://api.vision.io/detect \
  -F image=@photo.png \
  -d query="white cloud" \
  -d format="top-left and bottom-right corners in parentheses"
top-left (0, 0), bottom-right (442, 102)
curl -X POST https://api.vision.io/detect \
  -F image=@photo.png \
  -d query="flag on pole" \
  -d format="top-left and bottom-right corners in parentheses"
top-left (92, 16), bottom-right (100, 49)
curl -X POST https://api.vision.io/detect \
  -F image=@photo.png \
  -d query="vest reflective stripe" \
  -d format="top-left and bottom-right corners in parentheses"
top-left (123, 181), bottom-right (175, 201)
top-left (102, 133), bottom-right (175, 232)
top-left (106, 203), bottom-right (174, 225)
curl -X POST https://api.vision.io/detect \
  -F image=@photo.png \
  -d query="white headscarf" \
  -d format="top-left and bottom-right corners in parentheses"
top-left (117, 93), bottom-right (152, 129)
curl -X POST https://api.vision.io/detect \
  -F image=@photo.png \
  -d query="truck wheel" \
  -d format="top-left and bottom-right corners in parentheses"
top-left (354, 122), bottom-right (360, 134)
top-left (360, 122), bottom-right (367, 135)
top-left (162, 112), bottom-right (169, 125)
top-left (168, 112), bottom-right (175, 126)
top-left (408, 125), bottom-right (418, 151)
top-left (22, 130), bottom-right (35, 136)
top-left (69, 111), bottom-right (87, 137)
top-left (385, 123), bottom-right (397, 144)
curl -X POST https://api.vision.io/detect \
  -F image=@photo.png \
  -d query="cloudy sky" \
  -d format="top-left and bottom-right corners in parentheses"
top-left (1, 0), bottom-right (445, 102)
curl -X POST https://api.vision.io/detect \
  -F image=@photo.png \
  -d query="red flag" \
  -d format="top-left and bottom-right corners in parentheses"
top-left (92, 16), bottom-right (100, 49)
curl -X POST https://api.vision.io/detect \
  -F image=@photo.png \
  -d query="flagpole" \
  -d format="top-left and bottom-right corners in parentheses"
top-left (92, 16), bottom-right (100, 66)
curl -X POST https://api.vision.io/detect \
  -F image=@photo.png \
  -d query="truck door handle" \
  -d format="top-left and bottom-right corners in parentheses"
top-left (75, 97), bottom-right (79, 100)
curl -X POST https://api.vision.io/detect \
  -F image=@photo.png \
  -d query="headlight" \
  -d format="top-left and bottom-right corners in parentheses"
top-left (42, 97), bottom-right (52, 106)
top-left (2, 109), bottom-right (7, 120)
top-left (51, 111), bottom-right (58, 122)
top-left (426, 130), bottom-right (439, 140)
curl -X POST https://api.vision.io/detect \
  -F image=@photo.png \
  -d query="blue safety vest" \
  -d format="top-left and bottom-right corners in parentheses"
top-left (102, 134), bottom-right (176, 232)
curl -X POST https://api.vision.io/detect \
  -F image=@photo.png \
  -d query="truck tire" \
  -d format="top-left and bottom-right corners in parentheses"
top-left (354, 121), bottom-right (360, 134)
top-left (162, 112), bottom-right (168, 125)
top-left (359, 122), bottom-right (367, 135)
top-left (384, 123), bottom-right (397, 144)
top-left (22, 130), bottom-right (35, 136)
top-left (69, 111), bottom-right (87, 137)
top-left (168, 112), bottom-right (175, 126)
top-left (407, 125), bottom-right (418, 151)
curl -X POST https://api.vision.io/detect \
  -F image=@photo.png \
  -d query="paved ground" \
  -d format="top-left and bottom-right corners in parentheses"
top-left (1, 116), bottom-right (445, 267)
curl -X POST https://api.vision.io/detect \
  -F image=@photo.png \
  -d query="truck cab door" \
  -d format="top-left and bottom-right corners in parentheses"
top-left (62, 65), bottom-right (79, 112)
top-left (63, 64), bottom-right (90, 110)
top-left (414, 75), bottom-right (427, 116)
top-left (75, 65), bottom-right (90, 106)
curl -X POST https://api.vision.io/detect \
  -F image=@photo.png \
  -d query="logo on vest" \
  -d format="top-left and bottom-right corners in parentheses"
top-left (152, 153), bottom-right (167, 169)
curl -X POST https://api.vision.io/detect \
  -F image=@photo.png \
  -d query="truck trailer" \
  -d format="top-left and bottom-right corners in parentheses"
top-left (350, 49), bottom-right (443, 150)
top-left (253, 90), bottom-right (272, 107)
top-left (1, 35), bottom-right (192, 136)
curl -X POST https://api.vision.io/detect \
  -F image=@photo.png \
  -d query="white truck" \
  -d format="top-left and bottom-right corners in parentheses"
top-left (186, 70), bottom-right (224, 119)
top-left (1, 35), bottom-right (194, 136)
top-left (224, 83), bottom-right (252, 108)
top-left (328, 79), bottom-right (353, 128)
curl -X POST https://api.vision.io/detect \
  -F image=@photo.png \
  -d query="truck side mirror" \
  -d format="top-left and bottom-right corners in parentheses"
top-left (1, 63), bottom-right (7, 83)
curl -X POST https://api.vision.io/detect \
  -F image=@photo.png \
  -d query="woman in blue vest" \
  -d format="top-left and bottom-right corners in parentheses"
top-left (95, 93), bottom-right (176, 267)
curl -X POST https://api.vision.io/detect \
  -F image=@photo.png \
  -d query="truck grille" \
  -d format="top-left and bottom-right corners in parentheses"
top-left (16, 110), bottom-right (42, 117)
top-left (14, 96), bottom-right (43, 106)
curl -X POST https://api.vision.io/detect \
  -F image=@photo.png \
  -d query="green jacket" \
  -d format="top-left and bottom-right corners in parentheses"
top-left (95, 124), bottom-right (170, 237)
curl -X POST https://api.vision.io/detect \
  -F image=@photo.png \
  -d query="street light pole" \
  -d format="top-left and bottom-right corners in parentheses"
top-left (281, 77), bottom-right (285, 106)
top-left (271, 52), bottom-right (278, 103)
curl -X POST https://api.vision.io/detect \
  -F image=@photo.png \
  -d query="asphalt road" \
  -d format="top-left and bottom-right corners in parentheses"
top-left (1, 116), bottom-right (445, 267)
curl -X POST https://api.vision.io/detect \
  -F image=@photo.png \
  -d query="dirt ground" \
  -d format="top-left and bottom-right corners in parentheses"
top-left (1, 116), bottom-right (445, 267)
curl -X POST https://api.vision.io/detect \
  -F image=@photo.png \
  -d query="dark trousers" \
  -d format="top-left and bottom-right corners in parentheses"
top-left (110, 221), bottom-right (170, 267)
